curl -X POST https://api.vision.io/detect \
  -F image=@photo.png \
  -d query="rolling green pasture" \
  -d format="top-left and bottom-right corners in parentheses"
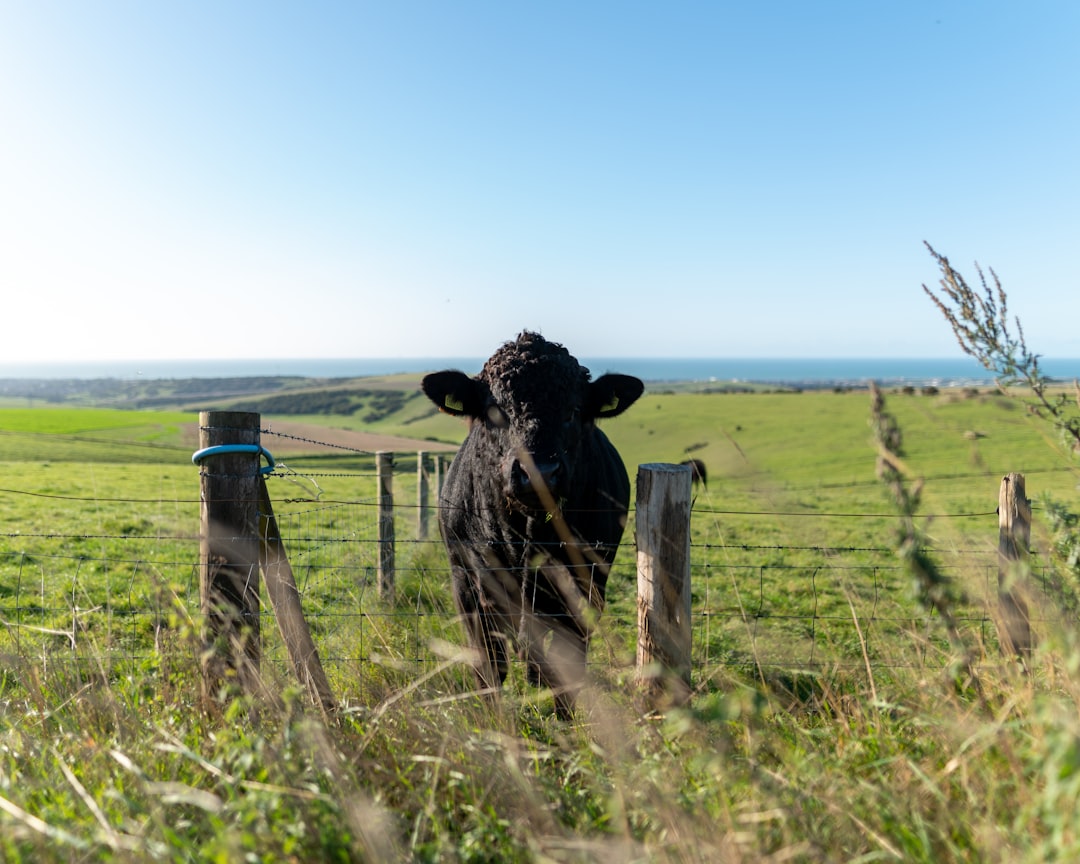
top-left (3, 388), bottom-right (1080, 861)
top-left (2, 390), bottom-right (1077, 679)
top-left (608, 386), bottom-right (1080, 678)
top-left (0, 407), bottom-right (195, 463)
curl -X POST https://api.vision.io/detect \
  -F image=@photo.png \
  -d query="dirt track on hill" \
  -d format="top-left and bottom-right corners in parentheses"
top-left (184, 420), bottom-right (460, 455)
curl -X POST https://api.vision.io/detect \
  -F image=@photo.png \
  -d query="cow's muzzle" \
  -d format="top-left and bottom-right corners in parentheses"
top-left (508, 455), bottom-right (563, 509)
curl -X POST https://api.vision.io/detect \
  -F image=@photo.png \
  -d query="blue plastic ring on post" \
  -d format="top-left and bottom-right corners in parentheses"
top-left (191, 444), bottom-right (276, 475)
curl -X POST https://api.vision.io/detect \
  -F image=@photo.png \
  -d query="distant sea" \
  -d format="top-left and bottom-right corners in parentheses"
top-left (4, 357), bottom-right (1080, 387)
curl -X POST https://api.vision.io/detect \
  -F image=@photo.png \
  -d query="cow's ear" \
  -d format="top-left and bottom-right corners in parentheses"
top-left (587, 374), bottom-right (644, 419)
top-left (422, 370), bottom-right (484, 417)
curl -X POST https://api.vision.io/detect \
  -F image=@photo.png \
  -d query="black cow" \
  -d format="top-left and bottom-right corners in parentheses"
top-left (422, 332), bottom-right (643, 718)
top-left (680, 458), bottom-right (707, 488)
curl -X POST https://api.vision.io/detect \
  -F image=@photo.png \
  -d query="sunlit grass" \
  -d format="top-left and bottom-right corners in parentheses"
top-left (3, 391), bottom-right (1080, 860)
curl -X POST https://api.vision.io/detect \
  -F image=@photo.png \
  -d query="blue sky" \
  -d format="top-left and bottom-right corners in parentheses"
top-left (2, 2), bottom-right (1077, 363)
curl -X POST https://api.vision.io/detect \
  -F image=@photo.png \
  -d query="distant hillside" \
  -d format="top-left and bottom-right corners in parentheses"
top-left (0, 376), bottom-right (307, 407)
top-left (0, 374), bottom-right (430, 411)
top-left (229, 388), bottom-right (420, 421)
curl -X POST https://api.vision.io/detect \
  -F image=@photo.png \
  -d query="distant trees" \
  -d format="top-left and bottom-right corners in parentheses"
top-left (230, 389), bottom-right (415, 419)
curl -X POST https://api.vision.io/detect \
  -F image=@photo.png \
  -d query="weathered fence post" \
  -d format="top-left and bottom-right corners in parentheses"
top-left (258, 480), bottom-right (337, 718)
top-left (377, 451), bottom-right (395, 602)
top-left (636, 462), bottom-right (693, 708)
top-left (198, 410), bottom-right (262, 699)
top-left (417, 451), bottom-right (430, 540)
top-left (998, 472), bottom-right (1034, 661)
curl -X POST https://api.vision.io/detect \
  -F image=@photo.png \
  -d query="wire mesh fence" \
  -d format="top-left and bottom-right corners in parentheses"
top-left (0, 423), bottom-right (1052, 695)
top-left (0, 546), bottom-right (200, 678)
top-left (687, 560), bottom-right (1016, 673)
top-left (0, 543), bottom-right (1050, 692)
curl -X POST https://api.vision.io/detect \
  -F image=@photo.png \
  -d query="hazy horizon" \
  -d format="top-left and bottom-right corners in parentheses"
top-left (6, 355), bottom-right (1080, 385)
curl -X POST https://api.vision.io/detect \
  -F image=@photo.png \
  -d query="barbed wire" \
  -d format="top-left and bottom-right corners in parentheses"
top-left (779, 463), bottom-right (1080, 493)
top-left (9, 419), bottom-right (1078, 493)
top-left (690, 504), bottom-right (999, 519)
top-left (261, 427), bottom-right (376, 454)
top-left (0, 476), bottom-right (1000, 521)
top-left (0, 527), bottom-right (1016, 560)
top-left (0, 483), bottom-right (1008, 524)
top-left (0, 486), bottom-right (203, 504)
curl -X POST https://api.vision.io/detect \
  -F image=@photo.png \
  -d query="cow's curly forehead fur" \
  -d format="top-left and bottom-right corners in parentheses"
top-left (479, 331), bottom-right (589, 410)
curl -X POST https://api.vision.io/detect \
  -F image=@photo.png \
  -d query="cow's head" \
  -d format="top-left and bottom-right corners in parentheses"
top-left (422, 332), bottom-right (643, 510)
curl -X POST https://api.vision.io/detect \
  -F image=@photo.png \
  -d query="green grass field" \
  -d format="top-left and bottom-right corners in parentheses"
top-left (3, 385), bottom-right (1080, 861)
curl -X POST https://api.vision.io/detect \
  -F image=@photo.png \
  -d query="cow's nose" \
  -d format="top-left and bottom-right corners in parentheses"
top-left (511, 458), bottom-right (561, 500)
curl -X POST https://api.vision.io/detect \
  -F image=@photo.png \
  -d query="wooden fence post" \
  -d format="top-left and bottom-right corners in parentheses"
top-left (998, 472), bottom-right (1034, 661)
top-left (377, 451), bottom-right (395, 602)
top-left (417, 451), bottom-right (430, 540)
top-left (198, 411), bottom-right (262, 699)
top-left (636, 462), bottom-right (693, 708)
top-left (258, 479), bottom-right (337, 717)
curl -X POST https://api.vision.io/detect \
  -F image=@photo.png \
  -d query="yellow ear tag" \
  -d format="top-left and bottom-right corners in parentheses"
top-left (601, 395), bottom-right (619, 413)
top-left (444, 394), bottom-right (464, 412)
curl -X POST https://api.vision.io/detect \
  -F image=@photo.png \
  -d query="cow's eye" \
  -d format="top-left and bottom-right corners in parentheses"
top-left (486, 405), bottom-right (509, 428)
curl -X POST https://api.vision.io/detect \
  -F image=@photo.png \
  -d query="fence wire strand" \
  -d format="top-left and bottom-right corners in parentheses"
top-left (0, 423), bottom-right (1054, 693)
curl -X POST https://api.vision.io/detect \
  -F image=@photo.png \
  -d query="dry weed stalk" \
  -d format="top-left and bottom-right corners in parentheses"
top-left (922, 241), bottom-right (1080, 453)
top-left (870, 383), bottom-right (983, 699)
